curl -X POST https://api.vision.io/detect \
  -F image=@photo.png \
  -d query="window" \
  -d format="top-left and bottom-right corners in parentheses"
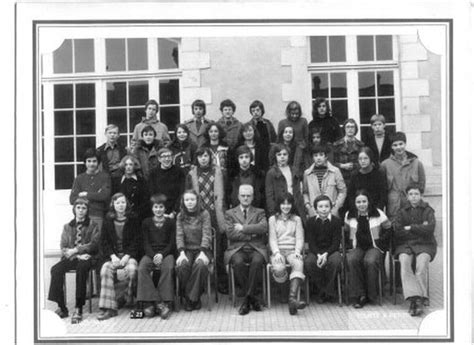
top-left (53, 83), bottom-right (96, 189)
top-left (43, 37), bottom-right (182, 191)
top-left (53, 39), bottom-right (95, 74)
top-left (309, 35), bottom-right (398, 141)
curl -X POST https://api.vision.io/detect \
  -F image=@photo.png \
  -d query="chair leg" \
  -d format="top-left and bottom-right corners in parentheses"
top-left (175, 275), bottom-right (180, 312)
top-left (227, 264), bottom-right (232, 301)
top-left (266, 265), bottom-right (271, 308)
top-left (230, 266), bottom-right (236, 307)
top-left (337, 273), bottom-right (342, 307)
top-left (305, 278), bottom-right (310, 305)
top-left (262, 266), bottom-right (267, 306)
top-left (207, 273), bottom-right (212, 311)
top-left (393, 260), bottom-right (397, 305)
top-left (378, 269), bottom-right (383, 306)
top-left (88, 269), bottom-right (93, 313)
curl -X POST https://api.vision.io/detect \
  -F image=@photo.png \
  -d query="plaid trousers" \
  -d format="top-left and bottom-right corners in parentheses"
top-left (98, 258), bottom-right (138, 310)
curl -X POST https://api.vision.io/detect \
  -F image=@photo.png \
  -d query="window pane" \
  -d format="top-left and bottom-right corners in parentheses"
top-left (117, 135), bottom-right (128, 148)
top-left (331, 100), bottom-right (348, 125)
top-left (76, 110), bottom-right (96, 135)
top-left (76, 163), bottom-right (86, 175)
top-left (54, 111), bottom-right (73, 135)
top-left (130, 108), bottom-right (143, 129)
top-left (107, 108), bottom-right (128, 134)
top-left (159, 79), bottom-right (180, 105)
top-left (106, 39), bottom-right (126, 71)
top-left (128, 38), bottom-right (148, 71)
top-left (53, 39), bottom-right (72, 74)
top-left (329, 36), bottom-right (346, 62)
top-left (107, 82), bottom-right (127, 107)
top-left (358, 72), bottom-right (375, 97)
top-left (55, 138), bottom-right (74, 162)
top-left (357, 36), bottom-right (374, 61)
top-left (74, 39), bottom-right (94, 73)
top-left (55, 165), bottom-right (74, 189)
top-left (310, 36), bottom-right (327, 63)
top-left (378, 98), bottom-right (395, 123)
top-left (76, 137), bottom-right (96, 162)
top-left (75, 83), bottom-right (95, 108)
top-left (330, 73), bottom-right (347, 98)
top-left (54, 84), bottom-right (73, 109)
top-left (359, 99), bottom-right (376, 124)
top-left (377, 71), bottom-right (394, 96)
top-left (312, 73), bottom-right (328, 99)
top-left (376, 35), bottom-right (393, 60)
top-left (160, 106), bottom-right (180, 131)
top-left (129, 81), bottom-right (149, 106)
top-left (158, 38), bottom-right (179, 69)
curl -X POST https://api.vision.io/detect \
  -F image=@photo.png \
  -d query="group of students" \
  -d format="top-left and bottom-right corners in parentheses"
top-left (47, 97), bottom-right (437, 324)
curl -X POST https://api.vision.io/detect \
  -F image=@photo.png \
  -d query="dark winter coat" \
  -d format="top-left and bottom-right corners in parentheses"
top-left (308, 116), bottom-right (343, 144)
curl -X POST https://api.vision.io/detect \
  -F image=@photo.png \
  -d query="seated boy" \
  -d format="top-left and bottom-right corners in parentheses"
top-left (184, 99), bottom-right (210, 148)
top-left (135, 194), bottom-right (176, 319)
top-left (363, 114), bottom-right (392, 165)
top-left (217, 99), bottom-right (242, 149)
top-left (304, 195), bottom-right (342, 303)
top-left (393, 184), bottom-right (437, 317)
top-left (302, 144), bottom-right (346, 218)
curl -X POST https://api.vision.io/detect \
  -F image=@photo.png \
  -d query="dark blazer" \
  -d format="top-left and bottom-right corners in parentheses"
top-left (227, 166), bottom-right (265, 209)
top-left (265, 165), bottom-right (305, 218)
top-left (60, 217), bottom-right (100, 259)
top-left (99, 215), bottom-right (141, 263)
top-left (224, 205), bottom-right (268, 265)
top-left (185, 118), bottom-right (210, 148)
top-left (392, 201), bottom-right (437, 261)
top-left (96, 142), bottom-right (128, 176)
top-left (306, 215), bottom-right (342, 256)
top-left (363, 132), bottom-right (392, 165)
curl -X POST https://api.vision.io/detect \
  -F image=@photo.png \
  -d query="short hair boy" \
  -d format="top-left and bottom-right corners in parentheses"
top-left (96, 124), bottom-right (127, 179)
top-left (185, 99), bottom-right (210, 147)
top-left (217, 99), bottom-right (242, 149)
top-left (132, 99), bottom-right (170, 145)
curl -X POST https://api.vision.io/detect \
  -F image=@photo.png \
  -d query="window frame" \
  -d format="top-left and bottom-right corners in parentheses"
top-left (307, 35), bottom-right (401, 139)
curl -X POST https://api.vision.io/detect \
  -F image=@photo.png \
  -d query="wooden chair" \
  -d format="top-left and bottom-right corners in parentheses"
top-left (63, 268), bottom-right (95, 313)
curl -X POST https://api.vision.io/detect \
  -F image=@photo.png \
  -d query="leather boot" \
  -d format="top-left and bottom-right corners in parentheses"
top-left (288, 278), bottom-right (306, 315)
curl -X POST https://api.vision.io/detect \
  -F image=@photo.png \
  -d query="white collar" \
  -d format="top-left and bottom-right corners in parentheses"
top-left (316, 214), bottom-right (332, 221)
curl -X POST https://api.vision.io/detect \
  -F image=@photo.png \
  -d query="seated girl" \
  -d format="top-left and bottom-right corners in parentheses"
top-left (97, 193), bottom-right (140, 320)
top-left (175, 190), bottom-right (213, 311)
top-left (344, 189), bottom-right (391, 308)
top-left (268, 192), bottom-right (306, 315)
top-left (48, 197), bottom-right (99, 323)
top-left (135, 194), bottom-right (176, 320)
top-left (393, 184), bottom-right (437, 317)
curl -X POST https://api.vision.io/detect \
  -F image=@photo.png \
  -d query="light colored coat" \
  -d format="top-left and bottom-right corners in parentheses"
top-left (302, 162), bottom-right (347, 218)
top-left (185, 118), bottom-right (210, 148)
top-left (224, 205), bottom-right (269, 265)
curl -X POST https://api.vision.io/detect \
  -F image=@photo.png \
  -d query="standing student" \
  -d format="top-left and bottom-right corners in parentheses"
top-left (249, 100), bottom-right (277, 166)
top-left (224, 185), bottom-right (268, 315)
top-left (185, 99), bottom-right (210, 148)
top-left (132, 125), bottom-right (164, 180)
top-left (304, 195), bottom-right (342, 304)
top-left (265, 143), bottom-right (305, 219)
top-left (380, 132), bottom-right (426, 220)
top-left (275, 125), bottom-right (305, 178)
top-left (148, 147), bottom-right (185, 219)
top-left (302, 127), bottom-right (334, 171)
top-left (277, 101), bottom-right (309, 148)
top-left (202, 122), bottom-right (230, 172)
top-left (168, 124), bottom-right (197, 175)
top-left (69, 148), bottom-right (111, 231)
top-left (302, 144), bottom-right (346, 218)
top-left (268, 192), bottom-right (307, 315)
top-left (307, 98), bottom-right (342, 144)
top-left (363, 114), bottom-right (392, 165)
top-left (97, 124), bottom-right (127, 188)
top-left (132, 99), bottom-right (170, 146)
top-left (114, 155), bottom-right (150, 221)
top-left (186, 147), bottom-right (227, 294)
top-left (97, 193), bottom-right (140, 320)
top-left (227, 145), bottom-right (265, 209)
top-left (393, 185), bottom-right (437, 317)
top-left (344, 190), bottom-right (391, 308)
top-left (135, 194), bottom-right (176, 320)
top-left (333, 118), bottom-right (365, 185)
top-left (48, 198), bottom-right (99, 323)
top-left (175, 190), bottom-right (212, 311)
top-left (217, 99), bottom-right (243, 150)
top-left (233, 122), bottom-right (269, 175)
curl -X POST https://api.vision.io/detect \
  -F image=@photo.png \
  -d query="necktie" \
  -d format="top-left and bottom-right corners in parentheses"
top-left (196, 120), bottom-right (202, 131)
top-left (243, 209), bottom-right (247, 220)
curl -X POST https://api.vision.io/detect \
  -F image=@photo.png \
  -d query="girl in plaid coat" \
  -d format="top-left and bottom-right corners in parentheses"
top-left (97, 193), bottom-right (140, 320)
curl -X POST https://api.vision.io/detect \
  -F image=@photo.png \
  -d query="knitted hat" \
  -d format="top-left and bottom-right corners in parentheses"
top-left (390, 131), bottom-right (407, 143)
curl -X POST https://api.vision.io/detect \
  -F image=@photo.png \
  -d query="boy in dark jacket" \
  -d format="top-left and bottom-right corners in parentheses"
top-left (304, 195), bottom-right (342, 303)
top-left (135, 194), bottom-right (176, 319)
top-left (308, 98), bottom-right (342, 145)
top-left (362, 114), bottom-right (392, 166)
top-left (393, 184), bottom-right (437, 317)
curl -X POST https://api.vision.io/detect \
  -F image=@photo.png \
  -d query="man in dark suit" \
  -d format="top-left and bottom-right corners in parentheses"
top-left (363, 114), bottom-right (392, 166)
top-left (224, 184), bottom-right (268, 315)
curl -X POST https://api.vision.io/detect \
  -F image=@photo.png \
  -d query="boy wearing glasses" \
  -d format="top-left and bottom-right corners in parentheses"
top-left (149, 147), bottom-right (185, 219)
